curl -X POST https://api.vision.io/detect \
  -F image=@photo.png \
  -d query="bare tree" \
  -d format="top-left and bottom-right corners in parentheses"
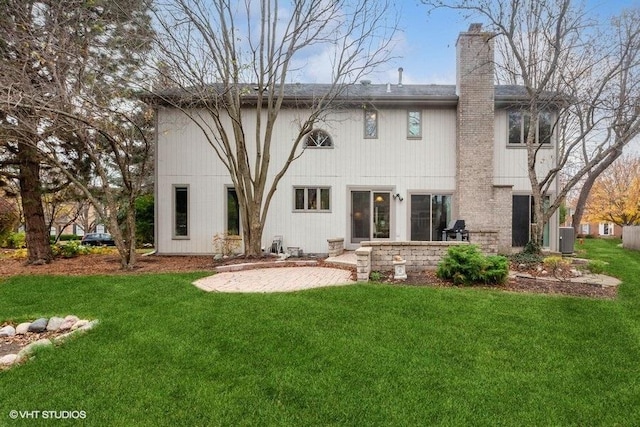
top-left (0, 0), bottom-right (155, 268)
top-left (150, 0), bottom-right (398, 256)
top-left (424, 0), bottom-right (640, 252)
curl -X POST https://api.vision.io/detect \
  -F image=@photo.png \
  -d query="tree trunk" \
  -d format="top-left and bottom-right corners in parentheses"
top-left (18, 142), bottom-right (53, 264)
top-left (244, 208), bottom-right (264, 257)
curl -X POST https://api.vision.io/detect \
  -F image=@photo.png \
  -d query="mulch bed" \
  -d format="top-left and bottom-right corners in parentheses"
top-left (378, 269), bottom-right (617, 299)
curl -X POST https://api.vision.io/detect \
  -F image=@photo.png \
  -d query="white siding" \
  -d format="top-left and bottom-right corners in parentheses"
top-left (156, 106), bottom-right (457, 254)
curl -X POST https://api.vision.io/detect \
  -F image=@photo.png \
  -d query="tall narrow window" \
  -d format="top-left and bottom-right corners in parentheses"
top-left (508, 111), bottom-right (522, 144)
top-left (227, 188), bottom-right (240, 235)
top-left (364, 110), bottom-right (378, 138)
top-left (173, 185), bottom-right (189, 238)
top-left (407, 110), bottom-right (421, 138)
top-left (539, 111), bottom-right (553, 144)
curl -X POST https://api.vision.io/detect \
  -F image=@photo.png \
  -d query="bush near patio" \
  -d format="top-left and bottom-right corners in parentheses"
top-left (1, 238), bottom-right (639, 425)
top-left (436, 244), bottom-right (509, 285)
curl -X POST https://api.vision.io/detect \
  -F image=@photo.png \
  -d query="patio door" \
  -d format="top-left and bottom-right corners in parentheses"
top-left (350, 190), bottom-right (391, 244)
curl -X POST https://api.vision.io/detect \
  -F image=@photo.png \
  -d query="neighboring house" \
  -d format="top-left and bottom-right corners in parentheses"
top-left (46, 200), bottom-right (103, 238)
top-left (150, 25), bottom-right (560, 255)
top-left (578, 223), bottom-right (623, 238)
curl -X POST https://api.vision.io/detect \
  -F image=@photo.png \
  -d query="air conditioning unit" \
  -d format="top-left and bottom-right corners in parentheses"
top-left (559, 227), bottom-right (575, 254)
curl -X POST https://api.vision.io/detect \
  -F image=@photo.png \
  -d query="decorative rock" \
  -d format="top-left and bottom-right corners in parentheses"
top-left (0, 325), bottom-right (16, 337)
top-left (0, 354), bottom-right (18, 366)
top-left (28, 317), bottom-right (48, 333)
top-left (16, 323), bottom-right (31, 335)
top-left (214, 254), bottom-right (223, 261)
top-left (46, 317), bottom-right (65, 331)
top-left (71, 320), bottom-right (89, 330)
top-left (59, 315), bottom-right (80, 331)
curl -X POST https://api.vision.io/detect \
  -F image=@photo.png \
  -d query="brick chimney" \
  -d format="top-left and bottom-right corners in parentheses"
top-left (455, 24), bottom-right (500, 234)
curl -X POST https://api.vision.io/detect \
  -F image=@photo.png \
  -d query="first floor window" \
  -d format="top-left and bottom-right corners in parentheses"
top-left (599, 223), bottom-right (614, 236)
top-left (294, 187), bottom-right (330, 211)
top-left (227, 188), bottom-right (240, 235)
top-left (410, 194), bottom-right (452, 241)
top-left (173, 185), bottom-right (189, 238)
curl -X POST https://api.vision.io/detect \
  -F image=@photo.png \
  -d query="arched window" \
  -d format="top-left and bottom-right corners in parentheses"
top-left (305, 129), bottom-right (333, 148)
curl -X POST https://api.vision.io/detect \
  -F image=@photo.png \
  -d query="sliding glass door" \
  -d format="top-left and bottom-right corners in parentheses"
top-left (350, 190), bottom-right (391, 244)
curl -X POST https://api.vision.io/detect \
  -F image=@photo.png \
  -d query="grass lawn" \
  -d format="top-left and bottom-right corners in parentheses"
top-left (1, 239), bottom-right (639, 426)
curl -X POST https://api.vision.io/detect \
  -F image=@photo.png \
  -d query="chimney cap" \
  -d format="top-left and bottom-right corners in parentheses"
top-left (468, 23), bottom-right (483, 32)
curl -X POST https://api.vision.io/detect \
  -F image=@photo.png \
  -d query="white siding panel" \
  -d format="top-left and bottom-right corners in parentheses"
top-left (157, 106), bottom-right (458, 254)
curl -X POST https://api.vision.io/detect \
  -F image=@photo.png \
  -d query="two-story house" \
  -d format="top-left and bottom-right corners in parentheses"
top-left (150, 25), bottom-right (560, 256)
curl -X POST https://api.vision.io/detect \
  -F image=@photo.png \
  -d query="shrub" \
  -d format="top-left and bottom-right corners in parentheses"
top-left (50, 234), bottom-right (80, 243)
top-left (511, 251), bottom-right (544, 268)
top-left (369, 271), bottom-right (383, 282)
top-left (587, 260), bottom-right (607, 274)
top-left (52, 241), bottom-right (90, 258)
top-left (5, 232), bottom-right (26, 249)
top-left (437, 245), bottom-right (509, 286)
top-left (543, 256), bottom-right (572, 281)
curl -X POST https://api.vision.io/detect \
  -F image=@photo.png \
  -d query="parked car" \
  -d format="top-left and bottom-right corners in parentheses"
top-left (81, 233), bottom-right (115, 246)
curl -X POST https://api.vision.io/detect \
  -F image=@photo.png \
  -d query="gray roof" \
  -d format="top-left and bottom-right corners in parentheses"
top-left (146, 83), bottom-right (560, 107)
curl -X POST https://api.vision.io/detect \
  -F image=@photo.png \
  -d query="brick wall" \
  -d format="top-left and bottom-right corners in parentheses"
top-left (361, 234), bottom-right (499, 272)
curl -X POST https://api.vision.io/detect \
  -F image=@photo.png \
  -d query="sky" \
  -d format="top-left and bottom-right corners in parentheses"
top-left (369, 0), bottom-right (639, 86)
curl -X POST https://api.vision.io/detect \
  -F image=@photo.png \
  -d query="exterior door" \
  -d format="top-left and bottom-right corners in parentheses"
top-left (350, 190), bottom-right (391, 244)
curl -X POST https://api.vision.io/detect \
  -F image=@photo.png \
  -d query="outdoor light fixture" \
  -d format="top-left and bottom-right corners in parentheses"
top-left (393, 193), bottom-right (404, 202)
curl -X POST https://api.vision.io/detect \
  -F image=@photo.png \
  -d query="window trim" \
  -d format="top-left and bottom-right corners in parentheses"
top-left (363, 109), bottom-right (378, 139)
top-left (507, 110), bottom-right (554, 147)
top-left (293, 186), bottom-right (331, 212)
top-left (407, 110), bottom-right (422, 139)
top-left (305, 129), bottom-right (334, 149)
top-left (172, 184), bottom-right (190, 239)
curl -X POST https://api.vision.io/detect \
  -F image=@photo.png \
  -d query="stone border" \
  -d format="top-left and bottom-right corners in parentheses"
top-left (0, 315), bottom-right (98, 370)
top-left (215, 259), bottom-right (318, 273)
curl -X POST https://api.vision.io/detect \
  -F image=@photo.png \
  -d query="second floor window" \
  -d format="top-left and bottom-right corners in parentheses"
top-left (407, 110), bottom-right (421, 138)
top-left (508, 111), bottom-right (553, 145)
top-left (364, 110), bottom-right (378, 138)
top-left (305, 129), bottom-right (333, 148)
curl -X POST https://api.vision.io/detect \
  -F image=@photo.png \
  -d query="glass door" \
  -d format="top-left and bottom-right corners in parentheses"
top-left (410, 195), bottom-right (431, 240)
top-left (351, 190), bottom-right (391, 244)
top-left (351, 191), bottom-right (371, 243)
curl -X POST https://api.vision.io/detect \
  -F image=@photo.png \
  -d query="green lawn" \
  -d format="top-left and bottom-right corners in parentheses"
top-left (1, 239), bottom-right (639, 426)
